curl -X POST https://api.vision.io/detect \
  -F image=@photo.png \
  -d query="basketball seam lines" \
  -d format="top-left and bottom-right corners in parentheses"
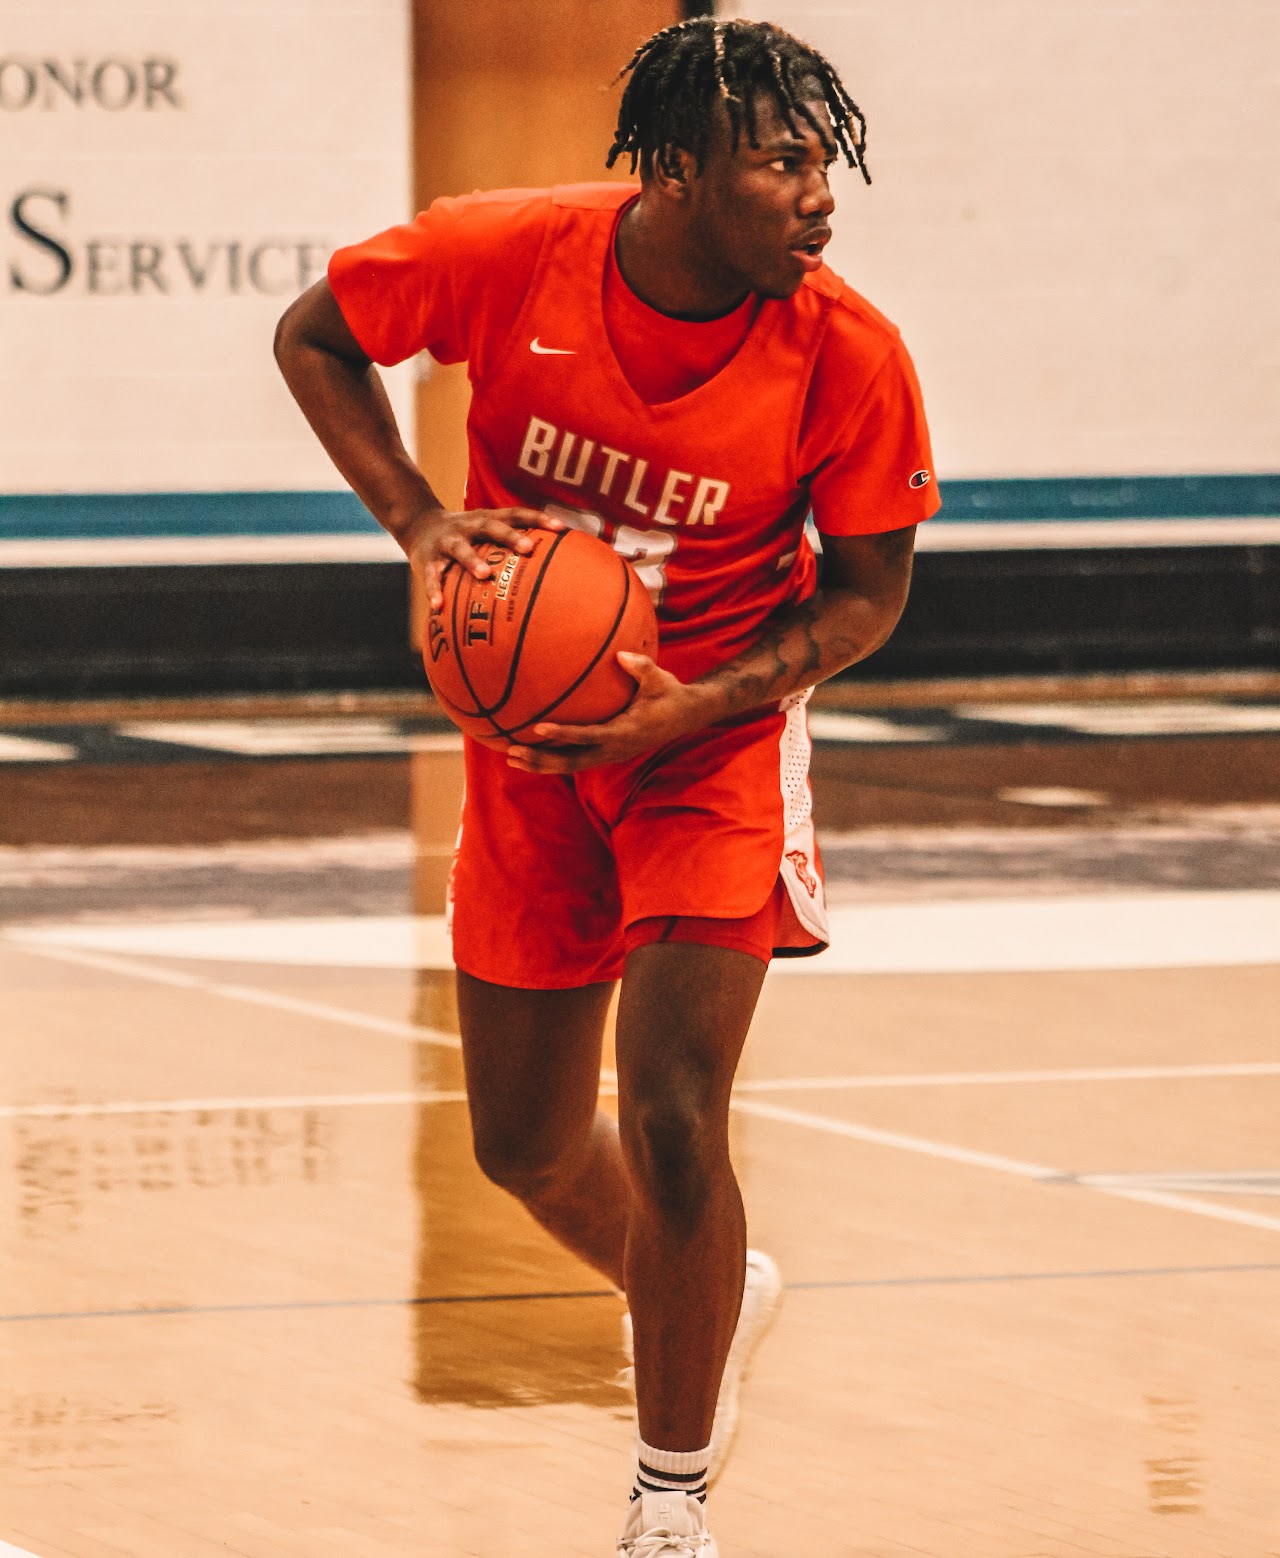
top-left (477, 555), bottom-right (635, 741)
top-left (446, 530), bottom-right (566, 737)
top-left (483, 529), bottom-right (567, 721)
top-left (447, 558), bottom-right (485, 723)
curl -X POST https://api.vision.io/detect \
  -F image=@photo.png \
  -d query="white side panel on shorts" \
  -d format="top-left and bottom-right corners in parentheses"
top-left (776, 690), bottom-right (830, 944)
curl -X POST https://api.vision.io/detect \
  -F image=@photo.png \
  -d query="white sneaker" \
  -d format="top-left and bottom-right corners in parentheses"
top-left (619, 1249), bottom-right (783, 1485)
top-left (616, 1492), bottom-right (718, 1556)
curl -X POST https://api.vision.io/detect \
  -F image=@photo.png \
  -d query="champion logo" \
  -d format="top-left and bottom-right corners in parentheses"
top-left (530, 338), bottom-right (575, 356)
top-left (909, 469), bottom-right (932, 489)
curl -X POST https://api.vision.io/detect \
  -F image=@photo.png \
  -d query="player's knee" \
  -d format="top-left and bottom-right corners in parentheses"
top-left (471, 1129), bottom-right (572, 1204)
top-left (623, 1099), bottom-right (721, 1231)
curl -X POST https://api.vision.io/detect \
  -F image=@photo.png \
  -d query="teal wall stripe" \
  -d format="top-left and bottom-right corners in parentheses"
top-left (1, 475), bottom-right (1277, 541)
top-left (937, 474), bottom-right (1280, 521)
top-left (0, 490), bottom-right (381, 542)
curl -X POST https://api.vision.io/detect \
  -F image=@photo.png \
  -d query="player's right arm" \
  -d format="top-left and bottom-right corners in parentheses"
top-left (273, 278), bottom-right (556, 608)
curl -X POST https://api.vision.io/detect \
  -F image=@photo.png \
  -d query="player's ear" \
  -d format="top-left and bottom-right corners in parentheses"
top-left (649, 143), bottom-right (696, 202)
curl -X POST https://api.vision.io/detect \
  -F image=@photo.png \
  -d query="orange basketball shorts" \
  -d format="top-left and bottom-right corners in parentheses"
top-left (449, 694), bottom-right (830, 990)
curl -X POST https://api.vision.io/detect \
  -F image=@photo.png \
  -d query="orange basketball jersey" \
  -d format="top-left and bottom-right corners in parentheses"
top-left (330, 183), bottom-right (940, 683)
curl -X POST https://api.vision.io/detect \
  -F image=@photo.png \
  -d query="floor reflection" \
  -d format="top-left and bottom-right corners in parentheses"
top-left (12, 1102), bottom-right (336, 1244)
top-left (410, 971), bottom-right (629, 1412)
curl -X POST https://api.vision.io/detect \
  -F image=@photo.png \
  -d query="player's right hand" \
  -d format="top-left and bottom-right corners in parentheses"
top-left (400, 506), bottom-right (565, 612)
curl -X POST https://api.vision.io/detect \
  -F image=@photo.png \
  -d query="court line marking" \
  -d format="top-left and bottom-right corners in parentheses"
top-left (5, 942), bottom-right (464, 1053)
top-left (732, 1098), bottom-right (1280, 1237)
top-left (9, 943), bottom-right (1276, 1235)
top-left (734, 1099), bottom-right (1057, 1178)
top-left (3, 1263), bottom-right (1278, 1326)
top-left (0, 1543), bottom-right (43, 1558)
top-left (1067, 1170), bottom-right (1280, 1196)
top-left (6, 1061), bottom-right (1278, 1121)
top-left (0, 1090), bottom-right (472, 1120)
top-left (1037, 1183), bottom-right (1280, 1237)
top-left (0, 734), bottom-right (78, 763)
top-left (0, 1290), bottom-right (616, 1325)
top-left (734, 1061), bottom-right (1280, 1091)
top-left (786, 1262), bottom-right (1280, 1290)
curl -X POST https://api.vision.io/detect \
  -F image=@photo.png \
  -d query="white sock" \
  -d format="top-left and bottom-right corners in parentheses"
top-left (632, 1438), bottom-right (710, 1504)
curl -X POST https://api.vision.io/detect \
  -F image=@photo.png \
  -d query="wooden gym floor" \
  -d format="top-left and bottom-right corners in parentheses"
top-left (2, 690), bottom-right (1278, 1557)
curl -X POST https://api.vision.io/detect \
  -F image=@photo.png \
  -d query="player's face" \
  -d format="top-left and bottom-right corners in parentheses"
top-left (688, 85), bottom-right (839, 300)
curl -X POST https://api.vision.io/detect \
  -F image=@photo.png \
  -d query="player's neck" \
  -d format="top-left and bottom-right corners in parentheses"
top-left (615, 194), bottom-right (752, 322)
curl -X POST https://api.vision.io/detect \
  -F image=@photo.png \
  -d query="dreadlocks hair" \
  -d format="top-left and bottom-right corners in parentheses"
top-left (607, 17), bottom-right (871, 187)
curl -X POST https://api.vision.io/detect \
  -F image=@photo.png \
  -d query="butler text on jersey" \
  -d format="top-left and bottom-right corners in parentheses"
top-left (518, 415), bottom-right (731, 528)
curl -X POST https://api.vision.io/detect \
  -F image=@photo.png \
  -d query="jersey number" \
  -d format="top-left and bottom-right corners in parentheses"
top-left (546, 503), bottom-right (675, 606)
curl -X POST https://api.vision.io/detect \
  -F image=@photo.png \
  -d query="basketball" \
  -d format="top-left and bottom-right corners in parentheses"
top-left (423, 526), bottom-right (659, 747)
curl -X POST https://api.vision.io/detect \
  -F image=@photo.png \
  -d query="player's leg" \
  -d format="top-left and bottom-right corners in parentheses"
top-left (616, 938), bottom-right (768, 1449)
top-left (450, 736), bottom-right (634, 1284)
top-left (457, 971), bottom-right (631, 1290)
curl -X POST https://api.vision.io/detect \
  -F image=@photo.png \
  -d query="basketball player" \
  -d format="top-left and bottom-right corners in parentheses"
top-left (276, 18), bottom-right (938, 1555)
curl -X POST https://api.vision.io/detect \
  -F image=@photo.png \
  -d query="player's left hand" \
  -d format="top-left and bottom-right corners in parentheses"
top-left (505, 653), bottom-right (718, 774)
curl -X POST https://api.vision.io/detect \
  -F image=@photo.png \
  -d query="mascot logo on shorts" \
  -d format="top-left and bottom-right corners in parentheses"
top-left (785, 849), bottom-right (818, 897)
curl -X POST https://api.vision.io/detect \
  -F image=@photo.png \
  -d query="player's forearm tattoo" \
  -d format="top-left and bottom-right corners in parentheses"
top-left (700, 528), bottom-right (914, 716)
top-left (707, 598), bottom-right (859, 714)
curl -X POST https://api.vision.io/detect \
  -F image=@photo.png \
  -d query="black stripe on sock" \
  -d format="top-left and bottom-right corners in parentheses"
top-left (637, 1461), bottom-right (708, 1485)
top-left (635, 1476), bottom-right (708, 1498)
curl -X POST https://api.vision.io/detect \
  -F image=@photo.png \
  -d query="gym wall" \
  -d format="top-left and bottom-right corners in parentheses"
top-left (725, 0), bottom-right (1278, 676)
top-left (0, 0), bottom-right (1275, 695)
top-left (1, 0), bottom-right (413, 520)
top-left (0, 0), bottom-right (680, 697)
top-left (0, 0), bottom-right (416, 695)
top-left (739, 0), bottom-right (1278, 480)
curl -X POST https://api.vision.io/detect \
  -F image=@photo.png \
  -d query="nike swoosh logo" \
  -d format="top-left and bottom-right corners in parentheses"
top-left (530, 338), bottom-right (575, 355)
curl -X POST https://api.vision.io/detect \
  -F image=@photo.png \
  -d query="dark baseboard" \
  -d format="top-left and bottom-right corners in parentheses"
top-left (0, 545), bottom-right (1276, 698)
top-left (0, 562), bottom-right (423, 698)
top-left (872, 542), bottom-right (1279, 679)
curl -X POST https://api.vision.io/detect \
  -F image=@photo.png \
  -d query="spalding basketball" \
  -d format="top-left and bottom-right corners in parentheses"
top-left (424, 527), bottom-right (659, 747)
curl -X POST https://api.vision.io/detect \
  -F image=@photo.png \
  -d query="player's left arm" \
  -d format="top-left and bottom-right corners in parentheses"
top-left (690, 524), bottom-right (917, 717)
top-left (508, 524), bottom-right (915, 774)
